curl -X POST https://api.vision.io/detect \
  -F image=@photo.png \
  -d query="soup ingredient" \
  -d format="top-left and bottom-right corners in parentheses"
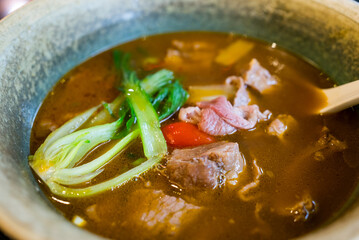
top-left (244, 59), bottom-right (278, 93)
top-left (225, 76), bottom-right (250, 107)
top-left (167, 141), bottom-right (244, 191)
top-left (30, 51), bottom-right (189, 197)
top-left (179, 59), bottom-right (275, 136)
top-left (165, 40), bottom-right (215, 71)
top-left (51, 129), bottom-right (140, 186)
top-left (30, 68), bottom-right (175, 183)
top-left (238, 160), bottom-right (264, 202)
top-left (30, 117), bottom-right (124, 183)
top-left (187, 84), bottom-right (236, 103)
top-left (180, 96), bottom-right (271, 135)
top-left (121, 189), bottom-right (201, 236)
top-left (72, 215), bottom-right (87, 227)
top-left (30, 32), bottom-right (359, 240)
top-left (283, 193), bottom-right (317, 223)
top-left (215, 39), bottom-right (254, 65)
top-left (267, 114), bottom-right (297, 138)
top-left (312, 126), bottom-right (347, 161)
top-left (162, 122), bottom-right (215, 148)
top-left (198, 108), bottom-right (237, 135)
top-left (153, 80), bottom-right (189, 121)
top-left (115, 51), bottom-right (167, 158)
top-left (197, 96), bottom-right (271, 129)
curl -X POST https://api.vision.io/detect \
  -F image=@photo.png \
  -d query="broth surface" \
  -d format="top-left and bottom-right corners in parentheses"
top-left (30, 32), bottom-right (359, 240)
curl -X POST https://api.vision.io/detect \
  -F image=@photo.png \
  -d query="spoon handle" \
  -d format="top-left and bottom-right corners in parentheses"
top-left (320, 80), bottom-right (359, 114)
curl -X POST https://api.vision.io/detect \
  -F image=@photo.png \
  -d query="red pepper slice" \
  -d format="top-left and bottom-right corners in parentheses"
top-left (162, 122), bottom-right (215, 148)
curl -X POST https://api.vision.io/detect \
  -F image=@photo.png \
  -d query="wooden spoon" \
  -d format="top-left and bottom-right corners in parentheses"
top-left (319, 80), bottom-right (359, 114)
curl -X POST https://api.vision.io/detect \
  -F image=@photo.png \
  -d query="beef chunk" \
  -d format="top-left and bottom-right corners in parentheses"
top-left (167, 141), bottom-right (245, 191)
top-left (244, 59), bottom-right (277, 93)
top-left (122, 189), bottom-right (201, 237)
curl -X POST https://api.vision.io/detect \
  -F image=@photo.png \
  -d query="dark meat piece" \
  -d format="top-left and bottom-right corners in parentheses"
top-left (313, 126), bottom-right (347, 161)
top-left (271, 190), bottom-right (317, 223)
top-left (167, 141), bottom-right (245, 191)
top-left (283, 193), bottom-right (317, 223)
top-left (244, 59), bottom-right (277, 93)
top-left (122, 189), bottom-right (201, 237)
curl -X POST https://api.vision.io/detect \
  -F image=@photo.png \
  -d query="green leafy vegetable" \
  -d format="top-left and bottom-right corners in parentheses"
top-left (158, 81), bottom-right (189, 120)
top-left (141, 69), bottom-right (174, 95)
top-left (31, 118), bottom-right (124, 181)
top-left (102, 102), bottom-right (116, 119)
top-left (29, 50), bottom-right (188, 197)
top-left (122, 74), bottom-right (167, 158)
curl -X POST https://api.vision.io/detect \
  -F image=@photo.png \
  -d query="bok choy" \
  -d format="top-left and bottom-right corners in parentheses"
top-left (29, 50), bottom-right (188, 197)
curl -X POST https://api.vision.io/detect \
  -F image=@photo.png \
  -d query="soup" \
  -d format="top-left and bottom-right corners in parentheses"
top-left (29, 32), bottom-right (359, 240)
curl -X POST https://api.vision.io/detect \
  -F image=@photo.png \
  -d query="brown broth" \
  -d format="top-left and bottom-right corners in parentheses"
top-left (30, 32), bottom-right (359, 240)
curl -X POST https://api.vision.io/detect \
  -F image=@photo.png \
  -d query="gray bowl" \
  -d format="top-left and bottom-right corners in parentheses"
top-left (0, 0), bottom-right (358, 239)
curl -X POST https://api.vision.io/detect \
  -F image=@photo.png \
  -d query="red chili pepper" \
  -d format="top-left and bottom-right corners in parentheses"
top-left (162, 122), bottom-right (215, 148)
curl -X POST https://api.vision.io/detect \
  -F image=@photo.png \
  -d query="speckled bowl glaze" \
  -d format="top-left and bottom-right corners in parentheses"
top-left (0, 0), bottom-right (358, 239)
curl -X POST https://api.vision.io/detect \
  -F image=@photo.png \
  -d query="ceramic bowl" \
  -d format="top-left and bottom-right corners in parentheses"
top-left (0, 0), bottom-right (358, 239)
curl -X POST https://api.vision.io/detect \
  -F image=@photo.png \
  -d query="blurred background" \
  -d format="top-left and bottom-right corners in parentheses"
top-left (1, 0), bottom-right (359, 20)
top-left (0, 0), bottom-right (30, 19)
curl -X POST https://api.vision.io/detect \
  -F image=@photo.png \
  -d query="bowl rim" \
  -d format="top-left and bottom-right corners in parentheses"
top-left (0, 0), bottom-right (358, 239)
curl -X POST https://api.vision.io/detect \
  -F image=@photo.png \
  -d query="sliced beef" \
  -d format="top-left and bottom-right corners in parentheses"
top-left (225, 76), bottom-right (250, 107)
top-left (172, 39), bottom-right (213, 52)
top-left (198, 108), bottom-right (236, 136)
top-left (178, 106), bottom-right (202, 124)
top-left (179, 96), bottom-right (270, 136)
top-left (244, 59), bottom-right (277, 93)
top-left (164, 40), bottom-right (215, 71)
top-left (167, 141), bottom-right (245, 191)
top-left (233, 105), bottom-right (271, 128)
top-left (267, 114), bottom-right (297, 137)
top-left (122, 189), bottom-right (201, 237)
top-left (198, 96), bottom-right (271, 130)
